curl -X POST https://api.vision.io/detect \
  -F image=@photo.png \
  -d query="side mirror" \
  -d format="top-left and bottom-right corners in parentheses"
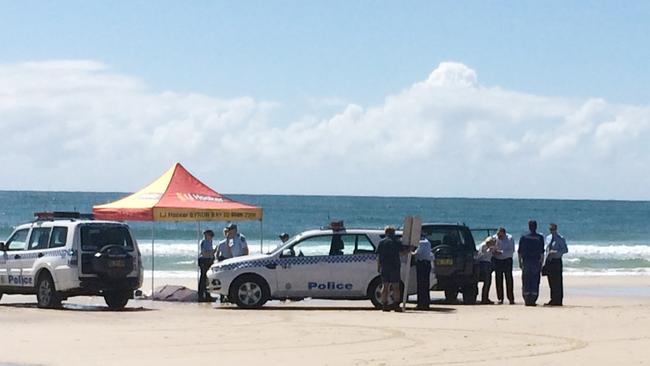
top-left (281, 249), bottom-right (293, 258)
top-left (0, 242), bottom-right (5, 252)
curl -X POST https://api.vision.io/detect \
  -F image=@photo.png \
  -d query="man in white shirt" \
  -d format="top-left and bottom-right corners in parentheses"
top-left (492, 227), bottom-right (515, 305)
top-left (413, 236), bottom-right (433, 310)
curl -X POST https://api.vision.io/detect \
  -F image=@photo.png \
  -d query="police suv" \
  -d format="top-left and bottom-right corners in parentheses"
top-left (208, 223), bottom-right (436, 308)
top-left (0, 212), bottom-right (143, 309)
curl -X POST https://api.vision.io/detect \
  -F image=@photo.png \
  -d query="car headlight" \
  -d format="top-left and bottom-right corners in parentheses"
top-left (211, 266), bottom-right (223, 273)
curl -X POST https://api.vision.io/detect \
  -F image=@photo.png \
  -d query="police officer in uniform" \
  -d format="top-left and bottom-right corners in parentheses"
top-left (414, 235), bottom-right (433, 310)
top-left (198, 230), bottom-right (216, 302)
top-left (544, 223), bottom-right (568, 306)
top-left (517, 220), bottom-right (545, 306)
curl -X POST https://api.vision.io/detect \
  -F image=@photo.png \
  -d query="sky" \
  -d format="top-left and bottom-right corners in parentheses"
top-left (1, 1), bottom-right (650, 200)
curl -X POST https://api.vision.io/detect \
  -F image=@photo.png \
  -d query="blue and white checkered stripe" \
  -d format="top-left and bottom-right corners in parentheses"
top-left (0, 249), bottom-right (68, 264)
top-left (218, 253), bottom-right (376, 272)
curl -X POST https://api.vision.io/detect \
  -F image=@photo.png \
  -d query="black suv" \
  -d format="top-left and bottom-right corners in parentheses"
top-left (421, 223), bottom-right (479, 304)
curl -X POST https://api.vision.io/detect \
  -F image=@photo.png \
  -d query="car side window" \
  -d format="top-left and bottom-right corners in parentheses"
top-left (337, 235), bottom-right (375, 255)
top-left (28, 227), bottom-right (52, 250)
top-left (49, 227), bottom-right (68, 248)
top-left (290, 235), bottom-right (332, 257)
top-left (354, 235), bottom-right (375, 254)
top-left (6, 229), bottom-right (29, 251)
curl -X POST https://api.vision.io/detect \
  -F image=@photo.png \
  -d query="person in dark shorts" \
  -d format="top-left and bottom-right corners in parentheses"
top-left (376, 226), bottom-right (408, 312)
top-left (518, 220), bottom-right (545, 306)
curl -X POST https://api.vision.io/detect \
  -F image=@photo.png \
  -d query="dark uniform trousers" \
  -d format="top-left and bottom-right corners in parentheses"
top-left (479, 261), bottom-right (493, 302)
top-left (546, 258), bottom-right (564, 305)
top-left (416, 260), bottom-right (431, 309)
top-left (492, 257), bottom-right (515, 302)
top-left (198, 257), bottom-right (214, 300)
top-left (521, 258), bottom-right (542, 305)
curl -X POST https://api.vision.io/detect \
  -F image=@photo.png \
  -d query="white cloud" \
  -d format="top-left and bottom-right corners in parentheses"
top-left (1, 59), bottom-right (650, 199)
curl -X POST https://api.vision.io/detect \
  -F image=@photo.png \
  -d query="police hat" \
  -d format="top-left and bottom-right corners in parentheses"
top-left (225, 223), bottom-right (237, 231)
top-left (203, 229), bottom-right (214, 236)
top-left (279, 232), bottom-right (289, 239)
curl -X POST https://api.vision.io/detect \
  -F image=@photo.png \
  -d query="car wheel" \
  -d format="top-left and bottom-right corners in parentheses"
top-left (368, 277), bottom-right (403, 309)
top-left (36, 273), bottom-right (62, 309)
top-left (230, 275), bottom-right (269, 309)
top-left (104, 291), bottom-right (131, 310)
top-left (462, 284), bottom-right (478, 305)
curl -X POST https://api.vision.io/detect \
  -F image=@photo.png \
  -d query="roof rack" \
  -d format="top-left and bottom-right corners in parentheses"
top-left (34, 211), bottom-right (94, 221)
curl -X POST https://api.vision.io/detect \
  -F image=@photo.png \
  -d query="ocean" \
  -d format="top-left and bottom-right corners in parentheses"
top-left (1, 191), bottom-right (649, 277)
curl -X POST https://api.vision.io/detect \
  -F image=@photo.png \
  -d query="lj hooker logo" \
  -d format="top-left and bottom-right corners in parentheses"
top-left (176, 193), bottom-right (224, 203)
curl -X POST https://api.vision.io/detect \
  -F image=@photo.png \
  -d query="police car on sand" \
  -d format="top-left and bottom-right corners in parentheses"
top-left (208, 222), bottom-right (436, 308)
top-left (0, 212), bottom-right (143, 309)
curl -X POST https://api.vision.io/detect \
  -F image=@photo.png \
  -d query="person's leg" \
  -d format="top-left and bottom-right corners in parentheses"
top-left (392, 281), bottom-right (402, 311)
top-left (198, 260), bottom-right (208, 300)
top-left (531, 261), bottom-right (541, 305)
top-left (484, 264), bottom-right (493, 303)
top-left (416, 261), bottom-right (426, 308)
top-left (493, 259), bottom-right (504, 302)
top-left (422, 261), bottom-right (431, 308)
top-left (521, 260), bottom-right (533, 305)
top-left (380, 280), bottom-right (390, 306)
top-left (505, 258), bottom-right (515, 303)
top-left (557, 259), bottom-right (564, 305)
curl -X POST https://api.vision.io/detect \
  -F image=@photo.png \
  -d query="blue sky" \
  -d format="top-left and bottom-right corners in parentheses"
top-left (2, 1), bottom-right (649, 107)
top-left (1, 1), bottom-right (650, 199)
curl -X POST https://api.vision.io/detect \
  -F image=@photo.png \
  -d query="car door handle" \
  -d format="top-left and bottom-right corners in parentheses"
top-left (265, 263), bottom-right (277, 270)
top-left (14, 254), bottom-right (21, 259)
top-left (38, 253), bottom-right (44, 258)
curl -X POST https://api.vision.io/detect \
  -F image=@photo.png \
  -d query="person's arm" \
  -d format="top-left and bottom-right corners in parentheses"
top-left (517, 237), bottom-right (524, 268)
top-left (241, 235), bottom-right (249, 255)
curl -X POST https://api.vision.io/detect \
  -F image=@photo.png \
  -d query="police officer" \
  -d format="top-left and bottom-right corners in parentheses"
top-left (517, 220), bottom-right (545, 306)
top-left (225, 223), bottom-right (249, 257)
top-left (198, 229), bottom-right (216, 302)
top-left (279, 233), bottom-right (290, 244)
top-left (413, 235), bottom-right (433, 310)
top-left (544, 223), bottom-right (568, 306)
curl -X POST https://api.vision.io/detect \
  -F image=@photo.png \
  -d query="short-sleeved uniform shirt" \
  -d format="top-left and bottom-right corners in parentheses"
top-left (199, 239), bottom-right (214, 259)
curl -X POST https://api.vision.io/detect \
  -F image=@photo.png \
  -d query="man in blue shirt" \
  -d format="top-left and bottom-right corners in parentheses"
top-left (544, 223), bottom-right (568, 306)
top-left (517, 220), bottom-right (545, 306)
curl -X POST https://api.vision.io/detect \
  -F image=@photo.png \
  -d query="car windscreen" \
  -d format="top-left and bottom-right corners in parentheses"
top-left (80, 224), bottom-right (134, 252)
top-left (421, 226), bottom-right (465, 247)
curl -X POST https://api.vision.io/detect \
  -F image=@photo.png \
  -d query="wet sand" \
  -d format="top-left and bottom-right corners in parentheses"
top-left (1, 275), bottom-right (649, 366)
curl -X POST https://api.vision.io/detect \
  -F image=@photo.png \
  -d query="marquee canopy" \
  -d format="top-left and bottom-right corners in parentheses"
top-left (93, 163), bottom-right (262, 222)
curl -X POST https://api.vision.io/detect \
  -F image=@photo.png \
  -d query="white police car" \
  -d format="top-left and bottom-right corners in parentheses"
top-left (208, 224), bottom-right (436, 308)
top-left (0, 212), bottom-right (143, 309)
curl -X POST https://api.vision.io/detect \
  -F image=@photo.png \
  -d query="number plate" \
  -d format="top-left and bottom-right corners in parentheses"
top-left (108, 260), bottom-right (125, 268)
top-left (436, 258), bottom-right (454, 266)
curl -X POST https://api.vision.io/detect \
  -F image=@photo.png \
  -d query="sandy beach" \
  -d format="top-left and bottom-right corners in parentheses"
top-left (1, 275), bottom-right (648, 366)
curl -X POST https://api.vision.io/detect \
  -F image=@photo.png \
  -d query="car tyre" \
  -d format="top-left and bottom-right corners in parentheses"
top-left (230, 275), bottom-right (269, 309)
top-left (368, 277), bottom-right (404, 309)
top-left (104, 291), bottom-right (131, 310)
top-left (462, 284), bottom-right (478, 305)
top-left (36, 272), bottom-right (62, 309)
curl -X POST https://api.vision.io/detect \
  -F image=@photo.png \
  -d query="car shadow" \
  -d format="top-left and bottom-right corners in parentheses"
top-left (0, 302), bottom-right (155, 312)
top-left (215, 305), bottom-right (456, 313)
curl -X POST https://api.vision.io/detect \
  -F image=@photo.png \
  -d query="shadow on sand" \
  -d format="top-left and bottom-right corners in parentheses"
top-left (0, 302), bottom-right (155, 312)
